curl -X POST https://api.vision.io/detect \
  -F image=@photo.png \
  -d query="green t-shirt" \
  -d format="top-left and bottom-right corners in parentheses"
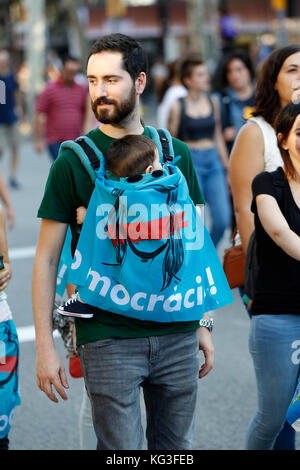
top-left (38, 127), bottom-right (205, 346)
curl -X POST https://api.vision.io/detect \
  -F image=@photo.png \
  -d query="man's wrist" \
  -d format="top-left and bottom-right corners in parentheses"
top-left (35, 334), bottom-right (55, 352)
top-left (198, 316), bottom-right (214, 332)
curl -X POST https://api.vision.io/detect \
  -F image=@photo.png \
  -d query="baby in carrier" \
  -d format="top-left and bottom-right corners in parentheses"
top-left (58, 134), bottom-right (163, 318)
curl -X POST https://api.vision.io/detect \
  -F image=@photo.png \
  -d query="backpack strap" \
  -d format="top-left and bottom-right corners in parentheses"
top-left (59, 135), bottom-right (106, 183)
top-left (157, 128), bottom-right (174, 162)
top-left (145, 126), bottom-right (175, 164)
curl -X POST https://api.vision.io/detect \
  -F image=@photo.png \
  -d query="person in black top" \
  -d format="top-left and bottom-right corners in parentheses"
top-left (168, 56), bottom-right (231, 248)
top-left (246, 103), bottom-right (300, 449)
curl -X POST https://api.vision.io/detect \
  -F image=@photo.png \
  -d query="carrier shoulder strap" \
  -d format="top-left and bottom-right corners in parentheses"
top-left (145, 126), bottom-right (175, 164)
top-left (59, 136), bottom-right (105, 183)
top-left (60, 129), bottom-right (175, 181)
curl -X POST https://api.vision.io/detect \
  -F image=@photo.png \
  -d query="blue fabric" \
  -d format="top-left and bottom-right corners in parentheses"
top-left (0, 319), bottom-right (21, 439)
top-left (190, 147), bottom-right (231, 247)
top-left (286, 377), bottom-right (300, 432)
top-left (78, 331), bottom-right (199, 449)
top-left (56, 227), bottom-right (73, 297)
top-left (246, 314), bottom-right (300, 449)
top-left (68, 162), bottom-right (234, 322)
top-left (0, 74), bottom-right (18, 124)
top-left (215, 88), bottom-right (254, 133)
top-left (47, 142), bottom-right (62, 161)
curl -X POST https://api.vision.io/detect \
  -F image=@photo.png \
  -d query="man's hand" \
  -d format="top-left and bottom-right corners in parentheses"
top-left (6, 205), bottom-right (16, 230)
top-left (197, 327), bottom-right (214, 379)
top-left (36, 345), bottom-right (69, 403)
top-left (34, 139), bottom-right (44, 154)
top-left (0, 263), bottom-right (12, 290)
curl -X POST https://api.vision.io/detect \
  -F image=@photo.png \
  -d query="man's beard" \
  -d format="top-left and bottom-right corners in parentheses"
top-left (92, 85), bottom-right (136, 124)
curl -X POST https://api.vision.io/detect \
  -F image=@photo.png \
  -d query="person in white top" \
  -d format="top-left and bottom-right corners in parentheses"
top-left (230, 45), bottom-right (300, 251)
top-left (230, 44), bottom-right (300, 450)
top-left (156, 60), bottom-right (187, 129)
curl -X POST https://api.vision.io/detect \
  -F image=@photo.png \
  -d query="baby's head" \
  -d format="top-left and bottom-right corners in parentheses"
top-left (106, 135), bottom-right (161, 177)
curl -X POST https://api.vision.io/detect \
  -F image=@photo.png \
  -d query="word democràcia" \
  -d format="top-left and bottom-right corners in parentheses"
top-left (71, 250), bottom-right (217, 314)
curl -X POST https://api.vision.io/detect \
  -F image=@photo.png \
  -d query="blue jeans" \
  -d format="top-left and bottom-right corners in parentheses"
top-left (189, 147), bottom-right (231, 247)
top-left (246, 314), bottom-right (300, 450)
top-left (47, 142), bottom-right (62, 161)
top-left (238, 287), bottom-right (296, 449)
top-left (78, 331), bottom-right (199, 450)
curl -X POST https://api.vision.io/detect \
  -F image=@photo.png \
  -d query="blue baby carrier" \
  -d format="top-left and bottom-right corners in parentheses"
top-left (57, 127), bottom-right (234, 322)
top-left (0, 318), bottom-right (21, 439)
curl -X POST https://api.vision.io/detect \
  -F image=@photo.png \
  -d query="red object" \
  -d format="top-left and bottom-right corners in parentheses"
top-left (107, 211), bottom-right (188, 245)
top-left (69, 356), bottom-right (83, 378)
top-left (36, 79), bottom-right (87, 145)
top-left (0, 355), bottom-right (18, 373)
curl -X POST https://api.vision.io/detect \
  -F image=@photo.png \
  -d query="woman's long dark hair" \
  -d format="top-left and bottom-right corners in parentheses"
top-left (212, 49), bottom-right (254, 93)
top-left (253, 44), bottom-right (300, 127)
top-left (276, 102), bottom-right (300, 181)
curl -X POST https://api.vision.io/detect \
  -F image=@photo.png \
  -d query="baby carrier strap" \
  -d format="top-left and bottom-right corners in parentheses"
top-left (145, 126), bottom-right (175, 164)
top-left (60, 128), bottom-right (174, 181)
top-left (59, 136), bottom-right (105, 183)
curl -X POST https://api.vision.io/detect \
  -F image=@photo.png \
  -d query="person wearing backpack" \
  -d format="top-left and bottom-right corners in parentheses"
top-left (245, 102), bottom-right (300, 450)
top-left (57, 134), bottom-right (163, 318)
top-left (32, 34), bottom-right (217, 450)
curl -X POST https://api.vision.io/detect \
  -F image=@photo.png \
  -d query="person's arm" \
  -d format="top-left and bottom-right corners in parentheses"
top-left (229, 122), bottom-right (265, 251)
top-left (32, 218), bottom-right (69, 403)
top-left (212, 96), bottom-right (229, 169)
top-left (256, 193), bottom-right (300, 260)
top-left (0, 170), bottom-right (15, 229)
top-left (34, 111), bottom-right (46, 154)
top-left (168, 99), bottom-right (181, 137)
top-left (34, 86), bottom-right (50, 154)
top-left (82, 93), bottom-right (94, 134)
top-left (197, 312), bottom-right (214, 379)
top-left (0, 204), bottom-right (12, 290)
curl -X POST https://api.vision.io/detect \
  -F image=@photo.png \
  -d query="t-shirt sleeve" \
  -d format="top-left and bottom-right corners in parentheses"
top-left (251, 171), bottom-right (277, 213)
top-left (36, 84), bottom-right (51, 113)
top-left (172, 137), bottom-right (205, 206)
top-left (37, 151), bottom-right (78, 223)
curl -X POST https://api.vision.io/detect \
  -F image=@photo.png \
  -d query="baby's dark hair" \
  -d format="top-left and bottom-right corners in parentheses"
top-left (106, 135), bottom-right (158, 177)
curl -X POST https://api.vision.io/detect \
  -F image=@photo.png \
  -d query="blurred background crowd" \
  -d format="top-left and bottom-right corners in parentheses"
top-left (0, 0), bottom-right (299, 145)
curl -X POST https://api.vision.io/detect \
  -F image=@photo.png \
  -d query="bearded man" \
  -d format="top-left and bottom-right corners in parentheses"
top-left (32, 34), bottom-right (214, 450)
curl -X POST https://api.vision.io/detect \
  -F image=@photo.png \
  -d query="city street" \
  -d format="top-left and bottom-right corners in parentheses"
top-left (2, 130), bottom-right (299, 451)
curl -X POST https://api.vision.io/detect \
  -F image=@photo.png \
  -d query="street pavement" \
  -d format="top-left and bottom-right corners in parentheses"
top-left (2, 125), bottom-right (299, 450)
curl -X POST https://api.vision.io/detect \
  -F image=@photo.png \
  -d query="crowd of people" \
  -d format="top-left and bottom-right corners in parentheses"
top-left (0, 32), bottom-right (299, 451)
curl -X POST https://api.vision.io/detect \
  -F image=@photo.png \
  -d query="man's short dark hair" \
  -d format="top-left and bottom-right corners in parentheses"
top-left (88, 33), bottom-right (148, 81)
top-left (106, 135), bottom-right (157, 177)
top-left (62, 54), bottom-right (80, 67)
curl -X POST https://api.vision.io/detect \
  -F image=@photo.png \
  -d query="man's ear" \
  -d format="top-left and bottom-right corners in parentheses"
top-left (135, 72), bottom-right (147, 95)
